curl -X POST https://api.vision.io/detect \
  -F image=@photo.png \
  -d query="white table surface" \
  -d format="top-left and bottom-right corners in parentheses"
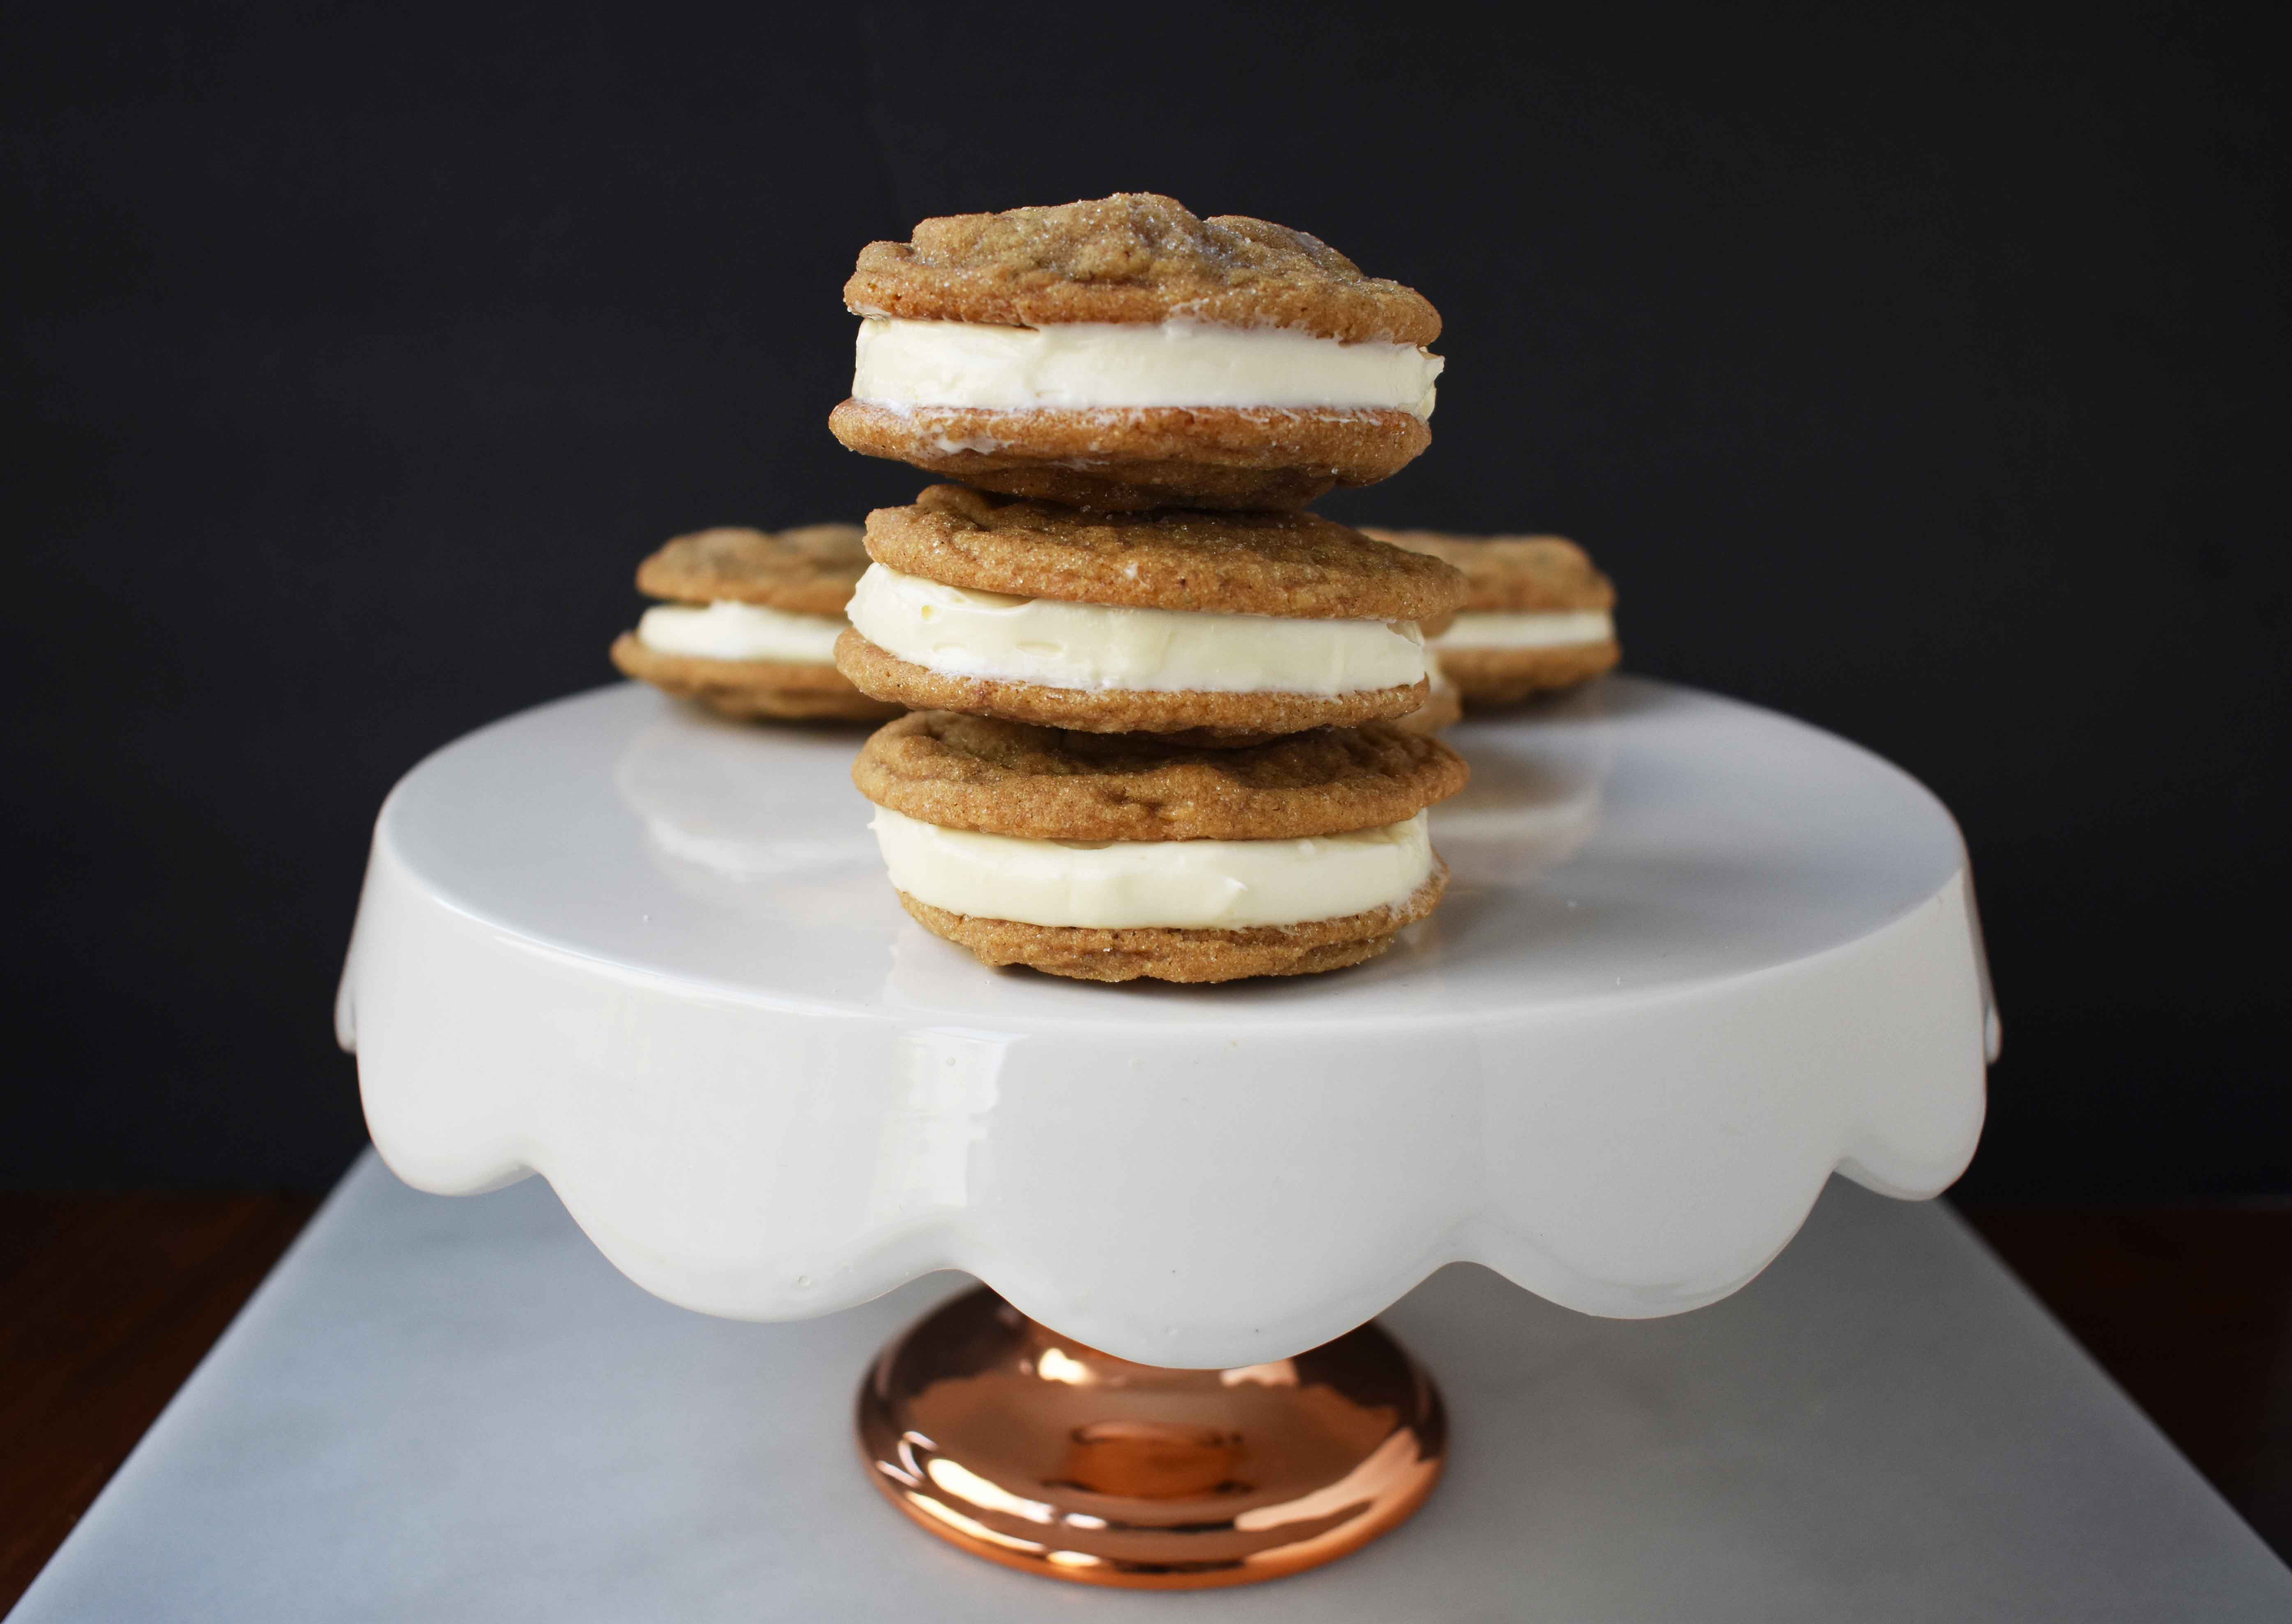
top-left (14, 1152), bottom-right (2288, 1622)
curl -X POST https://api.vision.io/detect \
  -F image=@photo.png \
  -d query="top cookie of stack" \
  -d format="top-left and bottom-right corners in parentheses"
top-left (830, 195), bottom-right (1469, 983)
top-left (830, 192), bottom-right (1443, 511)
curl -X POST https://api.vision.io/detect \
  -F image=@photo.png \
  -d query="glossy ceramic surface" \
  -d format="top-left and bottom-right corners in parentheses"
top-left (856, 1287), bottom-right (1444, 1588)
top-left (338, 676), bottom-right (1991, 1367)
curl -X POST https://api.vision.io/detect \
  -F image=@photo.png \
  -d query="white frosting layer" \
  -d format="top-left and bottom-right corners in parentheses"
top-left (872, 807), bottom-right (1434, 929)
top-left (853, 317), bottom-right (1442, 417)
top-left (846, 564), bottom-right (1425, 696)
top-left (637, 602), bottom-right (847, 664)
top-left (1432, 610), bottom-right (1615, 650)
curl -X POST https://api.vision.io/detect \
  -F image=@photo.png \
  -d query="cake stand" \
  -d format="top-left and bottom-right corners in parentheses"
top-left (337, 675), bottom-right (1992, 1589)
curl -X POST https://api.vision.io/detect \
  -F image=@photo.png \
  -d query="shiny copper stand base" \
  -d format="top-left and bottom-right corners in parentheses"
top-left (855, 1287), bottom-right (1446, 1590)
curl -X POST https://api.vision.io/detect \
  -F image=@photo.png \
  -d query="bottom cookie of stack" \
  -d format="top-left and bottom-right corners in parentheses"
top-left (854, 712), bottom-right (1468, 983)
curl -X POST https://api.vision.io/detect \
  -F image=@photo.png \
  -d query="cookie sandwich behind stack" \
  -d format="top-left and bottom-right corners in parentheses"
top-left (612, 524), bottom-right (902, 722)
top-left (829, 196), bottom-right (1471, 982)
top-left (1366, 529), bottom-right (1620, 706)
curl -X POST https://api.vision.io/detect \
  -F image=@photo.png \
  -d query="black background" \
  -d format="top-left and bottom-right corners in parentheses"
top-left (4, 2), bottom-right (2284, 1198)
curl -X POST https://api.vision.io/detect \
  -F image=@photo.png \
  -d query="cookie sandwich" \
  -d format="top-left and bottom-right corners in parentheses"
top-left (831, 194), bottom-right (1444, 511)
top-left (612, 525), bottom-right (904, 722)
top-left (834, 485), bottom-right (1466, 743)
top-left (1365, 530), bottom-right (1620, 704)
top-left (855, 711), bottom-right (1468, 983)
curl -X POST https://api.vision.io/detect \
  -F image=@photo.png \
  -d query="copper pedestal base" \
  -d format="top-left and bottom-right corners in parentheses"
top-left (855, 1286), bottom-right (1446, 1591)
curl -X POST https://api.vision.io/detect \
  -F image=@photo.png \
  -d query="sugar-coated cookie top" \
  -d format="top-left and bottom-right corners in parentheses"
top-left (854, 711), bottom-right (1468, 842)
top-left (866, 485), bottom-right (1464, 622)
top-left (636, 525), bottom-right (871, 614)
top-left (1363, 530), bottom-right (1617, 614)
top-left (846, 194), bottom-right (1441, 346)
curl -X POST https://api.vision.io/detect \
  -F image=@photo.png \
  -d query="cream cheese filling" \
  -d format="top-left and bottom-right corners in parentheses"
top-left (846, 563), bottom-right (1426, 696)
top-left (1431, 610), bottom-right (1615, 651)
top-left (852, 317), bottom-right (1443, 417)
top-left (872, 807), bottom-right (1434, 930)
top-left (636, 601), bottom-right (848, 664)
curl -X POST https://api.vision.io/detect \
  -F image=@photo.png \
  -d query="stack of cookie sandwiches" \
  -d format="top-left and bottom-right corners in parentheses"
top-left (1365, 530), bottom-right (1620, 706)
top-left (612, 524), bottom-right (902, 722)
top-left (826, 193), bottom-right (1474, 982)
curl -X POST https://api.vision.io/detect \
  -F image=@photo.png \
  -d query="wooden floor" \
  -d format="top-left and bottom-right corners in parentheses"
top-left (1, 1190), bottom-right (2286, 1609)
top-left (1963, 1204), bottom-right (2292, 1559)
top-left (0, 1191), bottom-right (318, 1611)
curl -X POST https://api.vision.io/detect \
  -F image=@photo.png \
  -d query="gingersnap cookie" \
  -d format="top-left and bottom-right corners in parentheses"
top-left (856, 711), bottom-right (1467, 983)
top-left (1363, 529), bottom-right (1620, 705)
top-left (1392, 668), bottom-right (1463, 736)
top-left (834, 485), bottom-right (1464, 741)
top-left (831, 194), bottom-right (1443, 510)
top-left (611, 525), bottom-right (903, 724)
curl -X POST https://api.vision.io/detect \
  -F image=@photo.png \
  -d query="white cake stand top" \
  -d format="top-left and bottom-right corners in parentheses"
top-left (339, 678), bottom-right (1991, 1367)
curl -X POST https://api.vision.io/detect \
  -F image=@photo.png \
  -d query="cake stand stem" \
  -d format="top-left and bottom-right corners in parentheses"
top-left (855, 1286), bottom-right (1446, 1590)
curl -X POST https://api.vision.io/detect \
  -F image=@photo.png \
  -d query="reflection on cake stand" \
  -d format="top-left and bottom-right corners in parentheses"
top-left (338, 676), bottom-right (1991, 1589)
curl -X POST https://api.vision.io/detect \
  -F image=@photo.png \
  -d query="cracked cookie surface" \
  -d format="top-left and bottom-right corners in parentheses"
top-left (1361, 529), bottom-right (1614, 613)
top-left (869, 485), bottom-right (1461, 619)
top-left (845, 193), bottom-right (1439, 343)
top-left (635, 524), bottom-right (872, 615)
top-left (852, 710), bottom-right (1467, 841)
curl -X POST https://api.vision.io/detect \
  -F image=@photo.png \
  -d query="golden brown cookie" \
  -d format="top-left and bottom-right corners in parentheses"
top-left (828, 401), bottom-right (1430, 512)
top-left (854, 711), bottom-right (1467, 841)
top-left (896, 868), bottom-right (1448, 984)
top-left (1392, 674), bottom-right (1463, 736)
top-left (610, 635), bottom-right (901, 722)
top-left (613, 524), bottom-right (900, 724)
top-left (1431, 643), bottom-right (1620, 706)
top-left (846, 193), bottom-right (1439, 343)
top-left (1361, 530), bottom-right (1614, 614)
top-left (1364, 529), bottom-right (1621, 705)
top-left (856, 712), bottom-right (1466, 983)
top-left (835, 631), bottom-right (1425, 741)
top-left (834, 195), bottom-right (1441, 509)
top-left (636, 524), bottom-right (874, 615)
top-left (871, 486), bottom-right (1461, 620)
top-left (837, 489), bottom-right (1462, 737)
